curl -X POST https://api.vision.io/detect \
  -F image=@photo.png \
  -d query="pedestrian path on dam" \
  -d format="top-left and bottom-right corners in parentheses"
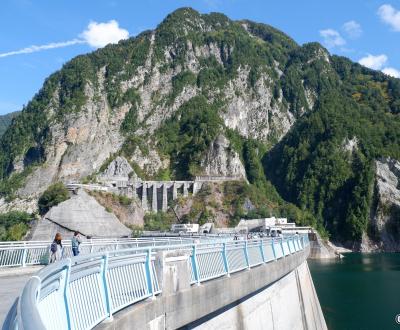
top-left (0, 266), bottom-right (43, 326)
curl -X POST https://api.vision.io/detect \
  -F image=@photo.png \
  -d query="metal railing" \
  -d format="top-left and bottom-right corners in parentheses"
top-left (4, 235), bottom-right (309, 330)
top-left (0, 237), bottom-right (208, 268)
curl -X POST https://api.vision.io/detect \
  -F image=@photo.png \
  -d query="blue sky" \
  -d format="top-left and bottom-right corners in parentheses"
top-left (0, 0), bottom-right (399, 115)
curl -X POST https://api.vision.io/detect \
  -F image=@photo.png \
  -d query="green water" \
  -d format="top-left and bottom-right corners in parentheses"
top-left (308, 253), bottom-right (400, 330)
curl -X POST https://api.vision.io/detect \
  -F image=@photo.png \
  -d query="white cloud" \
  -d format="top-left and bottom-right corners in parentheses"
top-left (358, 54), bottom-right (388, 70)
top-left (0, 39), bottom-right (84, 58)
top-left (80, 20), bottom-right (129, 48)
top-left (382, 67), bottom-right (400, 78)
top-left (342, 20), bottom-right (362, 38)
top-left (319, 29), bottom-right (346, 48)
top-left (0, 20), bottom-right (129, 58)
top-left (358, 54), bottom-right (400, 78)
top-left (378, 4), bottom-right (400, 31)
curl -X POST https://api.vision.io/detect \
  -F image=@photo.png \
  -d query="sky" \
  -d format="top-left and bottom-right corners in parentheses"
top-left (0, 0), bottom-right (399, 115)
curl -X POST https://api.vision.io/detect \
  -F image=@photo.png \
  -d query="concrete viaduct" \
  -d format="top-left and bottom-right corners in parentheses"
top-left (68, 176), bottom-right (241, 213)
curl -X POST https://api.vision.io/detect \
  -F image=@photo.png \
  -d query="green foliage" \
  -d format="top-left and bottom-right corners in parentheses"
top-left (0, 211), bottom-right (33, 241)
top-left (264, 80), bottom-right (400, 241)
top-left (154, 167), bottom-right (171, 180)
top-left (118, 195), bottom-right (132, 206)
top-left (126, 224), bottom-right (143, 237)
top-left (120, 135), bottom-right (149, 159)
top-left (38, 183), bottom-right (70, 215)
top-left (0, 167), bottom-right (36, 201)
top-left (120, 89), bottom-right (141, 134)
top-left (157, 96), bottom-right (223, 178)
top-left (0, 111), bottom-right (20, 137)
top-left (168, 71), bottom-right (197, 103)
top-left (144, 212), bottom-right (174, 231)
top-left (180, 183), bottom-right (216, 225)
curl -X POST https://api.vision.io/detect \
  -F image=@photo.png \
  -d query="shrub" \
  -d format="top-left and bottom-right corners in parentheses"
top-left (38, 182), bottom-right (69, 215)
top-left (144, 212), bottom-right (174, 231)
top-left (0, 211), bottom-right (33, 241)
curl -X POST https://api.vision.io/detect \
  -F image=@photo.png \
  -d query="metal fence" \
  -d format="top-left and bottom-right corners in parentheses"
top-left (0, 237), bottom-right (206, 268)
top-left (4, 235), bottom-right (309, 330)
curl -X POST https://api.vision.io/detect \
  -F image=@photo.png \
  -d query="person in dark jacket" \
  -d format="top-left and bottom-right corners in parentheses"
top-left (71, 231), bottom-right (82, 256)
top-left (50, 233), bottom-right (63, 263)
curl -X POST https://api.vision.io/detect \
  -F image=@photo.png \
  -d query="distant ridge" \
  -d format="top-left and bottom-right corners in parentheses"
top-left (0, 111), bottom-right (19, 137)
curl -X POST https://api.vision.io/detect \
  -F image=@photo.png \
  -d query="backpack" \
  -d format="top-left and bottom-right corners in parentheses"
top-left (50, 242), bottom-right (57, 253)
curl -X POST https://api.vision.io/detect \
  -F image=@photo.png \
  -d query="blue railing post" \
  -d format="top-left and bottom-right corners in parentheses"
top-left (280, 238), bottom-right (284, 256)
top-left (145, 248), bottom-right (155, 298)
top-left (63, 260), bottom-right (72, 330)
top-left (259, 239), bottom-right (265, 263)
top-left (222, 243), bottom-right (230, 276)
top-left (271, 239), bottom-right (276, 260)
top-left (244, 241), bottom-right (250, 269)
top-left (22, 243), bottom-right (27, 267)
top-left (101, 254), bottom-right (113, 319)
top-left (192, 245), bottom-right (200, 285)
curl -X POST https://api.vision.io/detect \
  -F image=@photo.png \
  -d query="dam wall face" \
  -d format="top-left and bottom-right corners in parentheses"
top-left (190, 261), bottom-right (326, 330)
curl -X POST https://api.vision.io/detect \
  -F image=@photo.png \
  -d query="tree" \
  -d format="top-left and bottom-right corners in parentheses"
top-left (38, 182), bottom-right (70, 215)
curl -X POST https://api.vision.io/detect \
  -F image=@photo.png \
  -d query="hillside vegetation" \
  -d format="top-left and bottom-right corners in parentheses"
top-left (0, 8), bottom-right (399, 247)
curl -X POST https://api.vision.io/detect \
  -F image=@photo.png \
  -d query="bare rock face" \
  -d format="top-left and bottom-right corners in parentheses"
top-left (200, 134), bottom-right (246, 179)
top-left (367, 158), bottom-right (400, 251)
top-left (0, 197), bottom-right (38, 214)
top-left (101, 156), bottom-right (135, 181)
top-left (17, 71), bottom-right (125, 198)
top-left (130, 146), bottom-right (169, 178)
top-left (222, 68), bottom-right (294, 141)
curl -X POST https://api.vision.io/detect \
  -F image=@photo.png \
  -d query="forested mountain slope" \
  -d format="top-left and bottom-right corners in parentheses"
top-left (0, 111), bottom-right (19, 137)
top-left (0, 8), bottom-right (399, 249)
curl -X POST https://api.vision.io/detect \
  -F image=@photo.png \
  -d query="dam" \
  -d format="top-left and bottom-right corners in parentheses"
top-left (2, 235), bottom-right (327, 329)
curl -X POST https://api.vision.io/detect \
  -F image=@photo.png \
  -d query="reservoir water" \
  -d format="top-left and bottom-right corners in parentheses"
top-left (308, 253), bottom-right (400, 330)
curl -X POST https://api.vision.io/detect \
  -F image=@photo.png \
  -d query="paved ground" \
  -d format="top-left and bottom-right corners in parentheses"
top-left (0, 266), bottom-right (42, 326)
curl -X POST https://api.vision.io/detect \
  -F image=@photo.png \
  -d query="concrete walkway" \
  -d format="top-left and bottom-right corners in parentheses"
top-left (0, 266), bottom-right (42, 326)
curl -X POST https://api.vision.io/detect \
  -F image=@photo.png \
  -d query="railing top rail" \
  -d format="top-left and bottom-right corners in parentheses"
top-left (0, 235), bottom-right (300, 249)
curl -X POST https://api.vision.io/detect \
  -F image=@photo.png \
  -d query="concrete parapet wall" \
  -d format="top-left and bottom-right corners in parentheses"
top-left (191, 261), bottom-right (326, 330)
top-left (97, 246), bottom-right (327, 330)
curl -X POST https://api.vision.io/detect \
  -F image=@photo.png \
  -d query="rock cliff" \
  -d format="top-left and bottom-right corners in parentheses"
top-left (363, 158), bottom-right (400, 251)
top-left (200, 134), bottom-right (246, 179)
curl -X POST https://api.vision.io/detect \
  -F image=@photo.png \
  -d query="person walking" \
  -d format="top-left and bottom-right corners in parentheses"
top-left (50, 233), bottom-right (63, 263)
top-left (71, 231), bottom-right (82, 256)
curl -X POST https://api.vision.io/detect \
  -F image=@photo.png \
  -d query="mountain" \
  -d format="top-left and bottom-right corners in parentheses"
top-left (0, 111), bottom-right (19, 137)
top-left (0, 8), bottom-right (399, 249)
